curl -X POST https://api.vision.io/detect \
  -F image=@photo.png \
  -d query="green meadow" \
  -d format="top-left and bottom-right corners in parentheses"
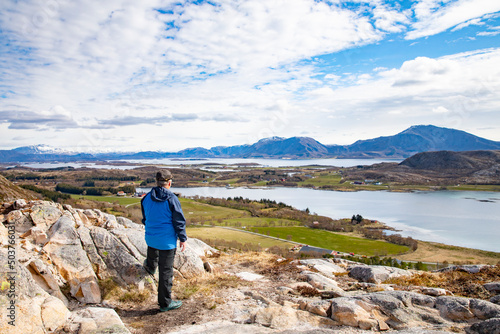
top-left (247, 226), bottom-right (409, 256)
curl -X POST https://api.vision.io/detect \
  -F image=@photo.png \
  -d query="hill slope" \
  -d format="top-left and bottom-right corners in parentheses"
top-left (0, 174), bottom-right (37, 202)
top-left (340, 125), bottom-right (500, 158)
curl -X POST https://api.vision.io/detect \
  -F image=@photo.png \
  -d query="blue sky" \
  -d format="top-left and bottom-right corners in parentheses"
top-left (1, 0), bottom-right (499, 152)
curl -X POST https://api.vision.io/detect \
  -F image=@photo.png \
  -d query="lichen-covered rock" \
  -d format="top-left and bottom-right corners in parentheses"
top-left (117, 216), bottom-right (142, 229)
top-left (349, 265), bottom-right (412, 284)
top-left (187, 237), bottom-right (218, 257)
top-left (301, 271), bottom-right (344, 294)
top-left (29, 202), bottom-right (62, 230)
top-left (28, 259), bottom-right (68, 305)
top-left (327, 291), bottom-right (457, 331)
top-left (300, 300), bottom-right (331, 317)
top-left (40, 295), bottom-right (70, 331)
top-left (466, 317), bottom-right (500, 334)
top-left (7, 209), bottom-right (33, 234)
top-left (328, 298), bottom-right (378, 330)
top-left (469, 298), bottom-right (500, 319)
top-left (420, 287), bottom-right (451, 297)
top-left (484, 282), bottom-right (500, 294)
top-left (174, 242), bottom-right (206, 279)
top-left (0, 249), bottom-right (70, 334)
top-left (491, 295), bottom-right (500, 305)
top-left (77, 225), bottom-right (109, 280)
top-left (435, 296), bottom-right (475, 321)
top-left (90, 226), bottom-right (149, 286)
top-left (299, 259), bottom-right (346, 278)
top-left (43, 215), bottom-right (101, 304)
top-left (69, 307), bottom-right (131, 334)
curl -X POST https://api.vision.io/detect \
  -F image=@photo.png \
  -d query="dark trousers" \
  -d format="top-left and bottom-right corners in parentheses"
top-left (145, 246), bottom-right (177, 308)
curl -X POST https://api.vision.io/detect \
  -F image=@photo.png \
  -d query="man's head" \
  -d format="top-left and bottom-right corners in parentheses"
top-left (156, 170), bottom-right (173, 188)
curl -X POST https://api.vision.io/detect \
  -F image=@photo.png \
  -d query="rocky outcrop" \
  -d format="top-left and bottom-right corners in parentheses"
top-left (297, 259), bottom-right (347, 278)
top-left (43, 214), bottom-right (101, 304)
top-left (65, 307), bottom-right (131, 334)
top-left (349, 265), bottom-right (412, 284)
top-left (326, 291), bottom-right (500, 331)
top-left (0, 248), bottom-right (70, 334)
top-left (0, 199), bottom-right (216, 333)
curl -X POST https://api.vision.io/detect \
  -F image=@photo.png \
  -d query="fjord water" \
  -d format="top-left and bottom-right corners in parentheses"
top-left (167, 186), bottom-right (500, 253)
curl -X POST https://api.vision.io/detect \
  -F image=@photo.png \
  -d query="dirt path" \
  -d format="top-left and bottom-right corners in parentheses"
top-left (117, 298), bottom-right (208, 334)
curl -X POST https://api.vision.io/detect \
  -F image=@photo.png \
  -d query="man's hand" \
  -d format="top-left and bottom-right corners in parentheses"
top-left (179, 241), bottom-right (186, 252)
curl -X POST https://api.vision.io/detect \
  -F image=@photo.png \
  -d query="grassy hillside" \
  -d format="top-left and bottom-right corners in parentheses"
top-left (0, 174), bottom-right (37, 202)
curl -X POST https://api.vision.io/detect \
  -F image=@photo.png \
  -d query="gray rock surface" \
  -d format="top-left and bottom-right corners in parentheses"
top-left (68, 307), bottom-right (131, 334)
top-left (484, 282), bottom-right (500, 294)
top-left (2, 199), bottom-right (214, 334)
top-left (90, 226), bottom-right (149, 286)
top-left (43, 215), bottom-right (101, 304)
top-left (299, 258), bottom-right (347, 278)
top-left (302, 271), bottom-right (345, 293)
top-left (466, 317), bottom-right (500, 334)
top-left (349, 265), bottom-right (412, 284)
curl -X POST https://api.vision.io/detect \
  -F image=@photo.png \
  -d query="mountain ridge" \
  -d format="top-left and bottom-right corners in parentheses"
top-left (1, 125), bottom-right (500, 163)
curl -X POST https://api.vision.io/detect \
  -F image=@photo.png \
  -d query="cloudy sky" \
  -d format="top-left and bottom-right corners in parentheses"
top-left (1, 0), bottom-right (499, 152)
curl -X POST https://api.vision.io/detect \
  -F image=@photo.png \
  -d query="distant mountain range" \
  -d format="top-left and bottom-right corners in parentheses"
top-left (1, 125), bottom-right (500, 163)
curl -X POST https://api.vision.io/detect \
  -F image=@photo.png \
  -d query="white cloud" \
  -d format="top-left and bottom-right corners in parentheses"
top-left (1, 0), bottom-right (500, 151)
top-left (295, 47), bottom-right (500, 143)
top-left (452, 18), bottom-right (484, 31)
top-left (433, 106), bottom-right (450, 113)
top-left (407, 0), bottom-right (500, 39)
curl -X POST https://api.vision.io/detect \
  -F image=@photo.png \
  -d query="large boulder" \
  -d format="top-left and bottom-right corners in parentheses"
top-left (329, 291), bottom-right (445, 330)
top-left (6, 209), bottom-right (33, 234)
top-left (484, 282), bottom-right (500, 294)
top-left (67, 307), bottom-right (131, 334)
top-left (328, 298), bottom-right (379, 330)
top-left (301, 271), bottom-right (344, 294)
top-left (253, 305), bottom-right (337, 329)
top-left (89, 226), bottom-right (150, 286)
top-left (0, 249), bottom-right (70, 334)
top-left (298, 259), bottom-right (346, 278)
top-left (174, 241), bottom-right (206, 279)
top-left (43, 215), bottom-right (101, 304)
top-left (466, 318), bottom-right (500, 334)
top-left (435, 296), bottom-right (475, 321)
top-left (187, 238), bottom-right (218, 257)
top-left (29, 201), bottom-right (63, 231)
top-left (349, 265), bottom-right (412, 284)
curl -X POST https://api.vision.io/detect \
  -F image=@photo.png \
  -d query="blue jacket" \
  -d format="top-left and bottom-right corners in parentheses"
top-left (141, 187), bottom-right (187, 250)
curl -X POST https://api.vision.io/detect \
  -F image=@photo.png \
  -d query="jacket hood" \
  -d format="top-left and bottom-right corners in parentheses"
top-left (150, 186), bottom-right (172, 202)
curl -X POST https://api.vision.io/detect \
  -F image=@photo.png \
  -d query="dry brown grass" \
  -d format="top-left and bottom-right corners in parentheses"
top-left (398, 241), bottom-right (500, 265)
top-left (173, 271), bottom-right (251, 308)
top-left (99, 278), bottom-right (151, 304)
top-left (385, 265), bottom-right (500, 299)
top-left (296, 285), bottom-right (320, 297)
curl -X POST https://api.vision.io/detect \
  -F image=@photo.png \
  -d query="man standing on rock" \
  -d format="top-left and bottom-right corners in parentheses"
top-left (141, 170), bottom-right (187, 312)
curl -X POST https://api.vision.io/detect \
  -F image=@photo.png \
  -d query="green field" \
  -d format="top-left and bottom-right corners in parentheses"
top-left (187, 226), bottom-right (292, 249)
top-left (248, 226), bottom-right (409, 256)
top-left (296, 172), bottom-right (342, 187)
top-left (70, 194), bottom-right (141, 206)
top-left (180, 198), bottom-right (249, 221)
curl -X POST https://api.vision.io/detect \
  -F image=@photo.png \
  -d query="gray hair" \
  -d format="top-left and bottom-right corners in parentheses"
top-left (157, 179), bottom-right (170, 187)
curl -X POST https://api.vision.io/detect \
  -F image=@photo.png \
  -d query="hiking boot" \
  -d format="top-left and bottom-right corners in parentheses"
top-left (160, 300), bottom-right (182, 312)
top-left (143, 259), bottom-right (156, 275)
